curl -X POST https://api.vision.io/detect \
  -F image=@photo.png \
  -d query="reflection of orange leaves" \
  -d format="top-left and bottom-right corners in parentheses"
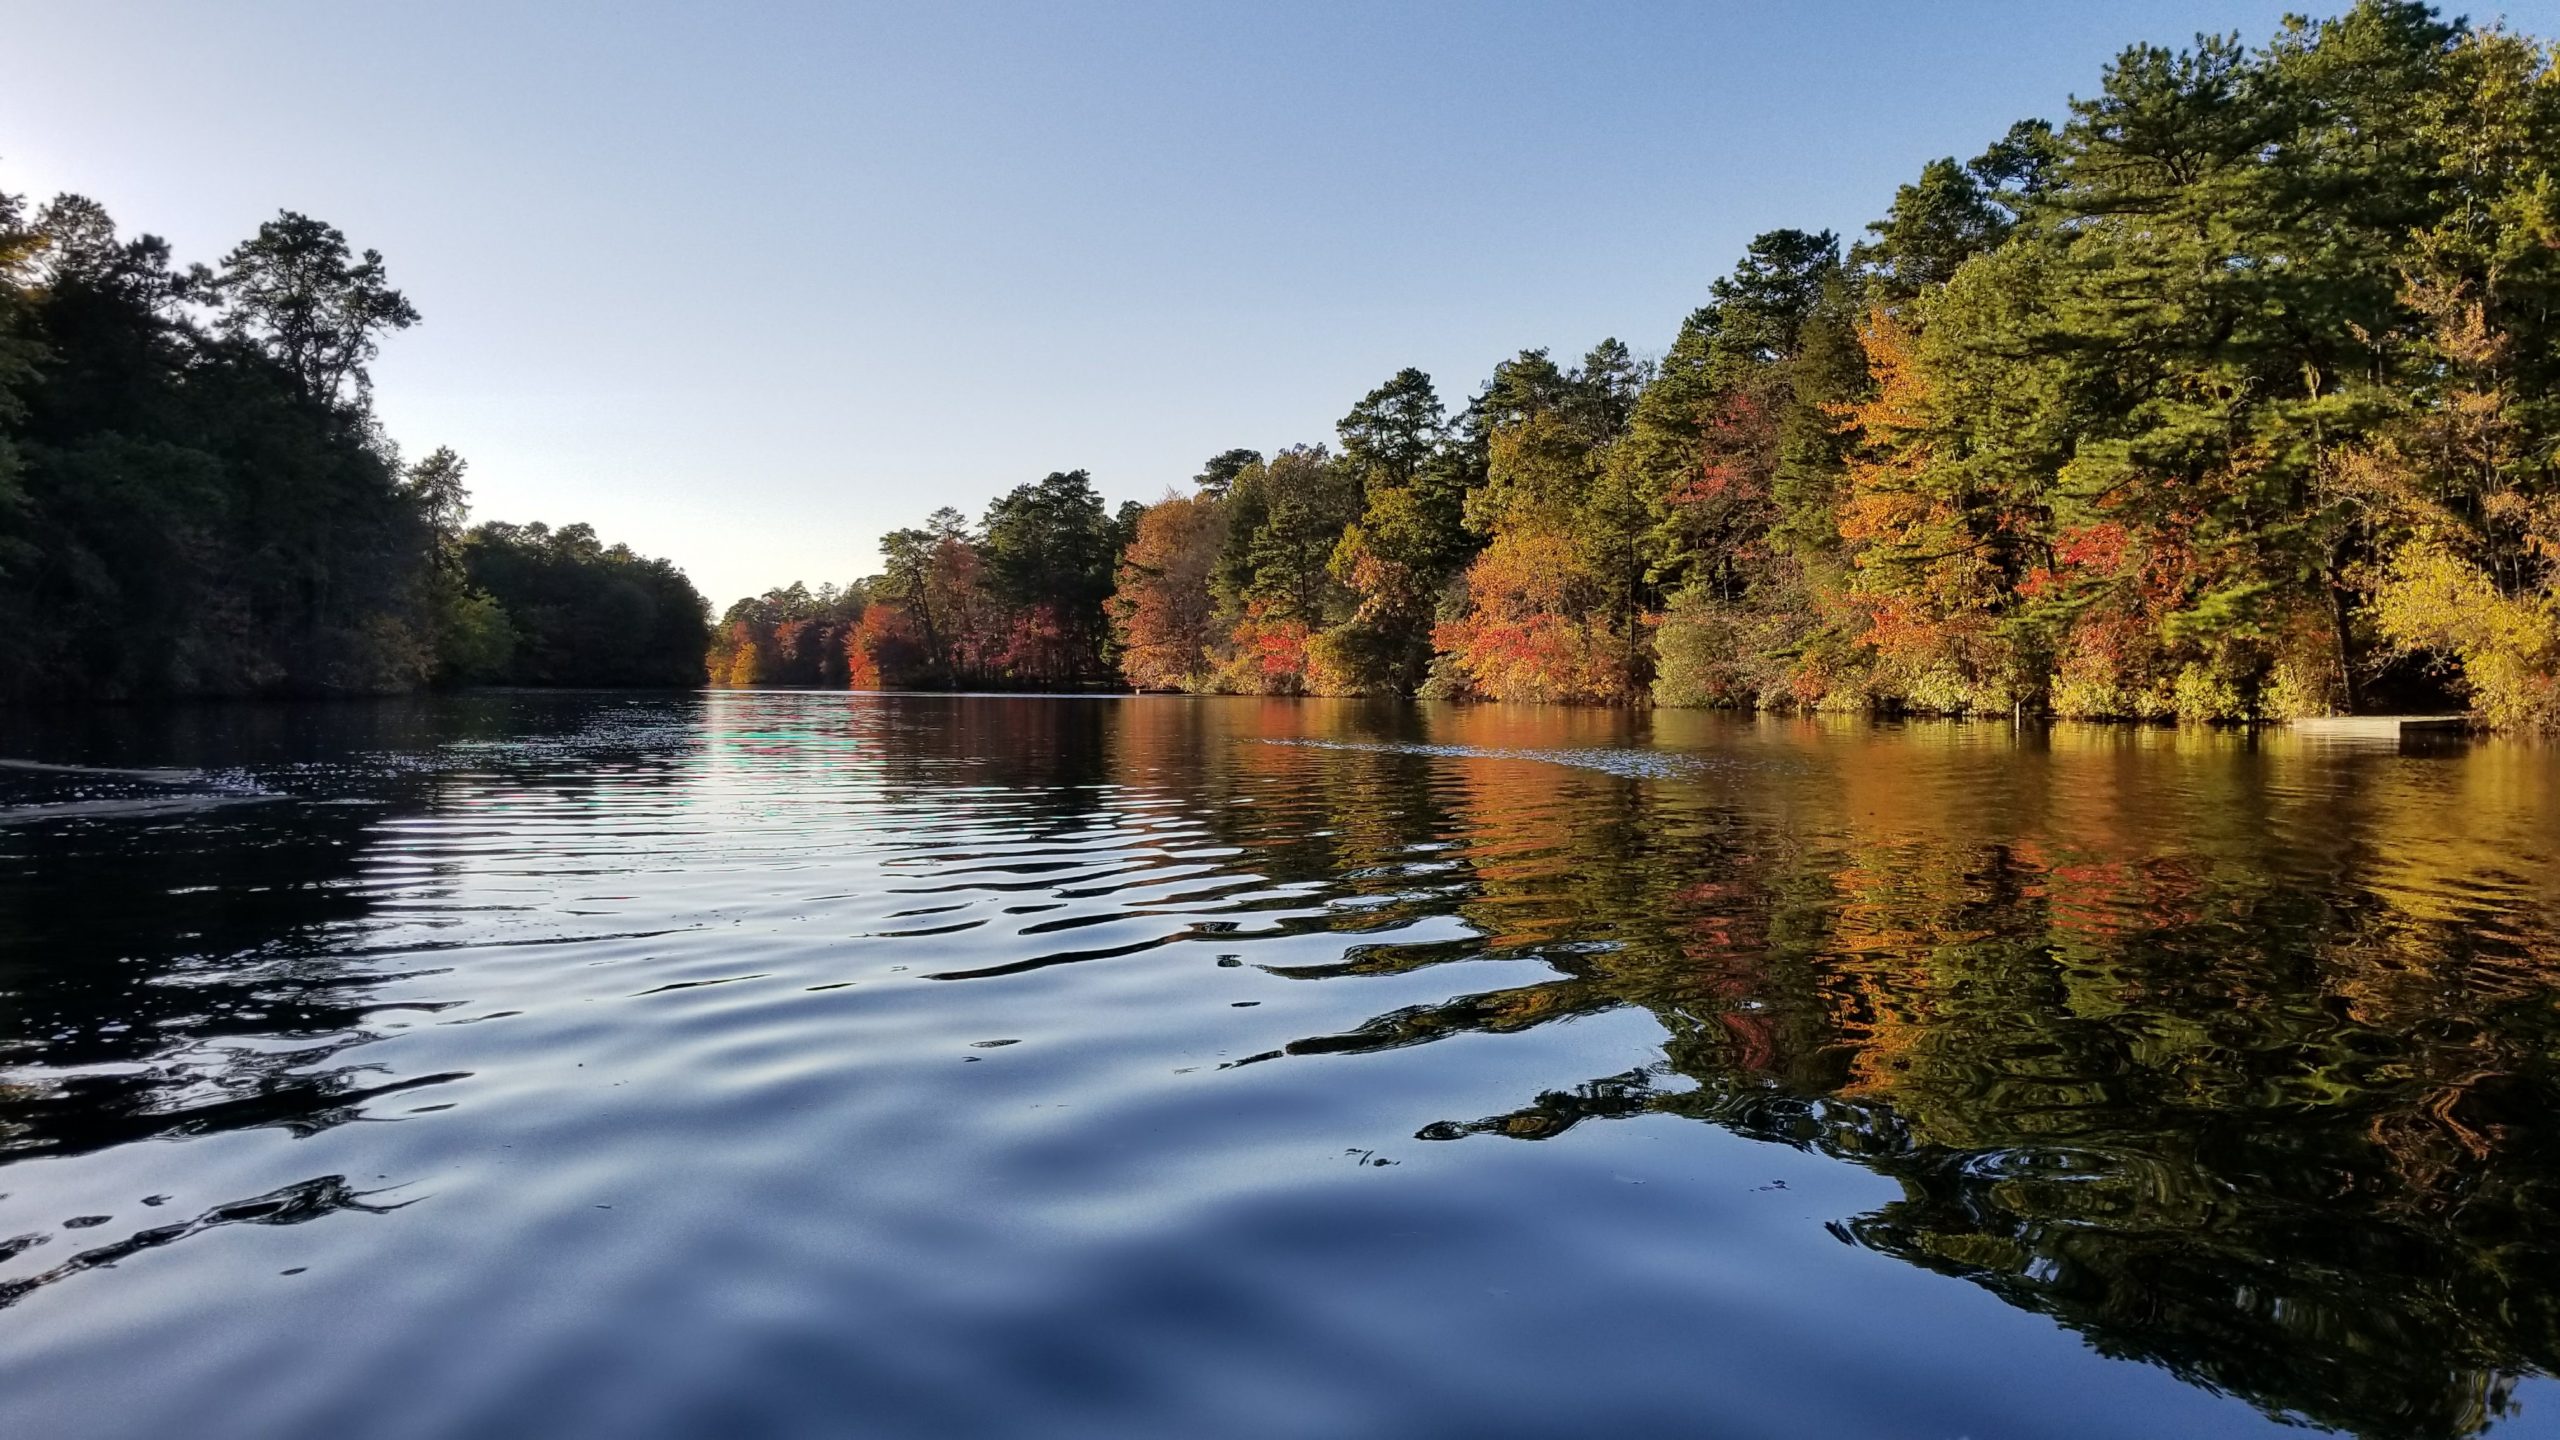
top-left (1677, 877), bottom-right (1762, 961)
top-left (1717, 1012), bottom-right (1780, 1076)
top-left (2046, 860), bottom-right (2135, 940)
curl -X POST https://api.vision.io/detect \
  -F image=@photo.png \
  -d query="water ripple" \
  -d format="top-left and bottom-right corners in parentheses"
top-left (0, 693), bottom-right (2553, 1440)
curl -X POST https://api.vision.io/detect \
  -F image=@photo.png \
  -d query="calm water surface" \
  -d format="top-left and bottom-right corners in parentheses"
top-left (3, 693), bottom-right (2558, 1439)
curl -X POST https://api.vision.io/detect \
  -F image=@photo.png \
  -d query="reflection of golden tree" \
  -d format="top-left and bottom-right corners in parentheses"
top-left (1221, 710), bottom-right (2560, 1439)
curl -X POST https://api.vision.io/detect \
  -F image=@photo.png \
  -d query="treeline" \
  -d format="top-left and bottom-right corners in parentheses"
top-left (0, 183), bottom-right (708, 701)
top-left (709, 471), bottom-right (1142, 690)
top-left (773, 3), bottom-right (2560, 728)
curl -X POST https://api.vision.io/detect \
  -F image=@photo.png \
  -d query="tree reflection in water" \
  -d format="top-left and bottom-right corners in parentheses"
top-left (1129, 704), bottom-right (2560, 1440)
top-left (2, 694), bottom-right (2552, 1438)
top-left (0, 697), bottom-right (693, 1157)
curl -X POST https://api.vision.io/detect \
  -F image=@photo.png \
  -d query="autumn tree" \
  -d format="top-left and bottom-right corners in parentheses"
top-left (979, 470), bottom-right (1123, 686)
top-left (662, 2), bottom-right (2560, 730)
top-left (1315, 368), bottom-right (1472, 693)
top-left (1109, 491), bottom-right (1227, 691)
top-left (1207, 445), bottom-right (1358, 691)
top-left (706, 580), bottom-right (867, 689)
top-left (1430, 344), bottom-right (1660, 702)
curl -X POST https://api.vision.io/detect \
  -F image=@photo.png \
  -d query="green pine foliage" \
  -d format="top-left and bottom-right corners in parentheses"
top-left (1072, 1), bottom-right (2560, 728)
top-left (0, 189), bottom-right (709, 699)
top-left (22, 1), bottom-right (2560, 727)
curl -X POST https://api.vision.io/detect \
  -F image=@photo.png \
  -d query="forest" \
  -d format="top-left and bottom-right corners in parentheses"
top-left (0, 189), bottom-right (708, 701)
top-left (733, 2), bottom-right (2560, 729)
top-left (11, 2), bottom-right (2557, 726)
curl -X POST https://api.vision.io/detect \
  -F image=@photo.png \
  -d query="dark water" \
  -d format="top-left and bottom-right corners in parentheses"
top-left (3, 694), bottom-right (2558, 1440)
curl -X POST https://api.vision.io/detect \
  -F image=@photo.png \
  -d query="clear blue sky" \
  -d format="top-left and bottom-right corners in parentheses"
top-left (11, 2), bottom-right (2558, 609)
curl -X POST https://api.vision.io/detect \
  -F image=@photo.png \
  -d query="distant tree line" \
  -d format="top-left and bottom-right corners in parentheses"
top-left (709, 472), bottom-right (1140, 691)
top-left (0, 184), bottom-right (708, 701)
top-left (752, 3), bottom-right (2560, 728)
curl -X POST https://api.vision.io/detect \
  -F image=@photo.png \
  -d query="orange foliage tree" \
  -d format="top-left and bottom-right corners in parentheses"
top-left (1434, 529), bottom-right (1641, 703)
top-left (1107, 492), bottom-right (1226, 691)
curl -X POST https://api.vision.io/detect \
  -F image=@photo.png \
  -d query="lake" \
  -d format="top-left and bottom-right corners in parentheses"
top-left (2, 692), bottom-right (2557, 1439)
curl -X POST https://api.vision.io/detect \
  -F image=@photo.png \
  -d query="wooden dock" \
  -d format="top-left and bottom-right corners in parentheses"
top-left (2289, 714), bottom-right (2472, 739)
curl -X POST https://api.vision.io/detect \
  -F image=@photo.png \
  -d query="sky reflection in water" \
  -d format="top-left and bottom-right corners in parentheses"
top-left (0, 693), bottom-right (2556, 1440)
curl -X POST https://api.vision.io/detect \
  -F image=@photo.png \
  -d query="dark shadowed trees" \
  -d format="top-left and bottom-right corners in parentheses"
top-left (0, 182), bottom-right (705, 701)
